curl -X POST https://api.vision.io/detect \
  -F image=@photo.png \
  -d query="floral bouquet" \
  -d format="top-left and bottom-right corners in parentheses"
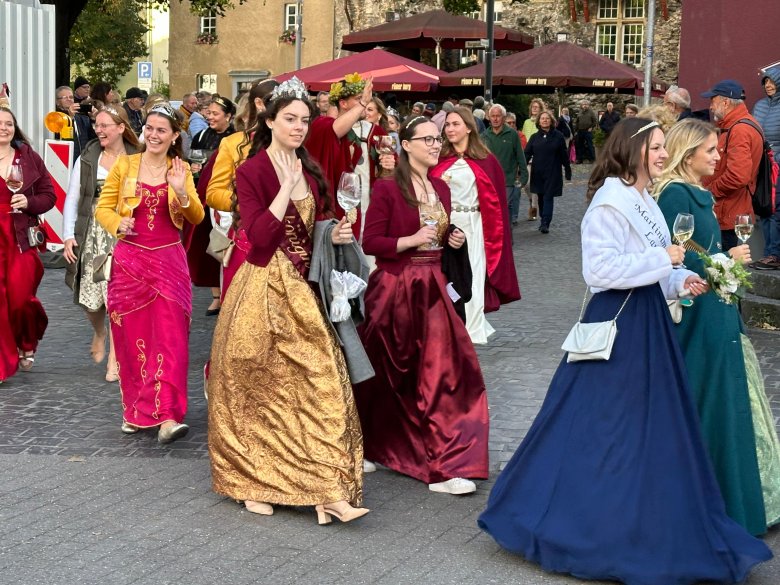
top-left (279, 29), bottom-right (296, 45)
top-left (699, 252), bottom-right (752, 304)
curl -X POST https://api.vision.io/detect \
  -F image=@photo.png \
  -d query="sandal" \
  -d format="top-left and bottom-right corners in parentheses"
top-left (19, 352), bottom-right (34, 372)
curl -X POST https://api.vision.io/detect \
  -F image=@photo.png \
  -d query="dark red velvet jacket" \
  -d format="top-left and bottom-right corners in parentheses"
top-left (234, 149), bottom-right (328, 268)
top-left (431, 154), bottom-right (520, 312)
top-left (8, 144), bottom-right (56, 252)
top-left (362, 175), bottom-right (451, 275)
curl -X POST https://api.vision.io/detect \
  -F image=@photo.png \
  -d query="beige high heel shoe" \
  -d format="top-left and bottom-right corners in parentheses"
top-left (244, 501), bottom-right (274, 516)
top-left (315, 501), bottom-right (369, 525)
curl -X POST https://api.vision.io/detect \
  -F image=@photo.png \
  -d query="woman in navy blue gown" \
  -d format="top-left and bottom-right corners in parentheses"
top-left (478, 118), bottom-right (772, 585)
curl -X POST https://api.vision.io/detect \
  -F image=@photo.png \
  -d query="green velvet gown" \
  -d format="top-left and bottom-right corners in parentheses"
top-left (659, 181), bottom-right (780, 535)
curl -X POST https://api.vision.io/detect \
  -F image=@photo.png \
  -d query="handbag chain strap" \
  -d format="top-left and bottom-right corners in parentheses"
top-left (577, 287), bottom-right (634, 322)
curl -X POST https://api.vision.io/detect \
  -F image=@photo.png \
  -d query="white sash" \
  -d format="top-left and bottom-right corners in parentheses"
top-left (591, 177), bottom-right (670, 249)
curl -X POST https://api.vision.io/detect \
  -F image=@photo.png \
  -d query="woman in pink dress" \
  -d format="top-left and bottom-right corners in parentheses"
top-left (95, 103), bottom-right (204, 442)
top-left (354, 116), bottom-right (489, 495)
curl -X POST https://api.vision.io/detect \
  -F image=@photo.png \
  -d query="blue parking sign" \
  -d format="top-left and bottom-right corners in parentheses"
top-left (137, 62), bottom-right (153, 80)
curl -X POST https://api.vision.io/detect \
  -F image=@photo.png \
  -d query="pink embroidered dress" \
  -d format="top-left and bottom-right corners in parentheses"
top-left (107, 182), bottom-right (192, 428)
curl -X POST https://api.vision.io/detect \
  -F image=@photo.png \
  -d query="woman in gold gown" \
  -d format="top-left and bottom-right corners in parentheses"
top-left (207, 78), bottom-right (368, 525)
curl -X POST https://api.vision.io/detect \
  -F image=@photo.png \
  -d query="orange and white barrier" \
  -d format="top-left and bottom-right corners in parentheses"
top-left (41, 139), bottom-right (73, 251)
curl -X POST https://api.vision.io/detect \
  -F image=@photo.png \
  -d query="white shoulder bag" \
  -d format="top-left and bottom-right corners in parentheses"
top-left (561, 288), bottom-right (633, 363)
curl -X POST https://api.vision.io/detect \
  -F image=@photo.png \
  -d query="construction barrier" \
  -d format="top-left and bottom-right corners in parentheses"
top-left (41, 139), bottom-right (73, 251)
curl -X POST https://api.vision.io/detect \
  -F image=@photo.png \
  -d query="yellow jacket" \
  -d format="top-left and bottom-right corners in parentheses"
top-left (95, 153), bottom-right (204, 236)
top-left (206, 131), bottom-right (251, 212)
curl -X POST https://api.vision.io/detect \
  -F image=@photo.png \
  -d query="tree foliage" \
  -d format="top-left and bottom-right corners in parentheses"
top-left (69, 0), bottom-right (150, 87)
top-left (442, 0), bottom-right (480, 13)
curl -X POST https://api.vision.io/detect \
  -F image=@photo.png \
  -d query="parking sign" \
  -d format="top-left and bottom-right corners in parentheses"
top-left (138, 62), bottom-right (152, 80)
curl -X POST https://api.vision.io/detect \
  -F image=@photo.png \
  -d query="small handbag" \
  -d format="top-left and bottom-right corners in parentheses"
top-left (92, 253), bottom-right (113, 283)
top-left (561, 288), bottom-right (633, 363)
top-left (206, 228), bottom-right (233, 265)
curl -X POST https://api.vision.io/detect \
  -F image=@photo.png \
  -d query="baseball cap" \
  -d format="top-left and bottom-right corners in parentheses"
top-left (424, 102), bottom-right (435, 112)
top-left (701, 79), bottom-right (745, 100)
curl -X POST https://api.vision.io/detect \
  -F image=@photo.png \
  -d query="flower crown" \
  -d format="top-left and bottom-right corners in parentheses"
top-left (329, 73), bottom-right (366, 105)
top-left (271, 76), bottom-right (308, 101)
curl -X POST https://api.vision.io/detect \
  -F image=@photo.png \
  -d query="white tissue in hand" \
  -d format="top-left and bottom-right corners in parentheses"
top-left (329, 270), bottom-right (368, 322)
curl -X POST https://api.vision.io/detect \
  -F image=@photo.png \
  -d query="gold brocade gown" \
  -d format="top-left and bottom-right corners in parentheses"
top-left (207, 195), bottom-right (364, 507)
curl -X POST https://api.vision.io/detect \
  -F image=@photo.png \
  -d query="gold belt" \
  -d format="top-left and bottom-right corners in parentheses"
top-left (452, 205), bottom-right (480, 213)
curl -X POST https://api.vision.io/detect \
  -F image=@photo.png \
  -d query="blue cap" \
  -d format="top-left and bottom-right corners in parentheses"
top-left (701, 79), bottom-right (745, 99)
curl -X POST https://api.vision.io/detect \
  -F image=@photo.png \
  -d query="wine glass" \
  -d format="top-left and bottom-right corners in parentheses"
top-left (6, 164), bottom-right (23, 214)
top-left (189, 149), bottom-right (206, 175)
top-left (378, 135), bottom-right (397, 156)
top-left (419, 192), bottom-right (442, 250)
top-left (337, 172), bottom-right (361, 222)
top-left (672, 213), bottom-right (694, 269)
top-left (121, 177), bottom-right (141, 236)
top-left (735, 214), bottom-right (753, 243)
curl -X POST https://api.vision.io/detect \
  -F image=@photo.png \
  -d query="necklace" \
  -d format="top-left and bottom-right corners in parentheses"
top-left (143, 157), bottom-right (167, 169)
top-left (103, 148), bottom-right (125, 158)
top-left (412, 175), bottom-right (434, 200)
top-left (142, 157), bottom-right (167, 180)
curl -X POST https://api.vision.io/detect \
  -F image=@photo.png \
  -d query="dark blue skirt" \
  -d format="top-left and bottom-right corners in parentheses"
top-left (478, 285), bottom-right (771, 585)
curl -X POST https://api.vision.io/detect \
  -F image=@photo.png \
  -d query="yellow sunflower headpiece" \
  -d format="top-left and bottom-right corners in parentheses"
top-left (328, 72), bottom-right (366, 105)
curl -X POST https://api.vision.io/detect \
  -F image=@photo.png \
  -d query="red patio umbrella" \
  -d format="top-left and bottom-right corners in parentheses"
top-left (276, 48), bottom-right (444, 93)
top-left (440, 42), bottom-right (669, 95)
top-left (341, 10), bottom-right (534, 69)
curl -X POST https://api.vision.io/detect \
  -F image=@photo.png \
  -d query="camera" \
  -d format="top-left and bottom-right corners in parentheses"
top-left (79, 103), bottom-right (92, 115)
top-left (27, 226), bottom-right (45, 247)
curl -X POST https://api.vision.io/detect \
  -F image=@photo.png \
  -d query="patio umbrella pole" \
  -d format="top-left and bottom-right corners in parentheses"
top-left (485, 0), bottom-right (495, 103)
top-left (642, 0), bottom-right (655, 107)
top-left (435, 38), bottom-right (442, 70)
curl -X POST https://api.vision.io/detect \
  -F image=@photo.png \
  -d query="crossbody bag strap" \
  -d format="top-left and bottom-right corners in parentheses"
top-left (578, 286), bottom-right (634, 322)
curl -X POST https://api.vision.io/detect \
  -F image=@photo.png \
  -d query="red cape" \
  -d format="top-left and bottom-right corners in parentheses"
top-left (432, 154), bottom-right (520, 311)
top-left (306, 116), bottom-right (388, 237)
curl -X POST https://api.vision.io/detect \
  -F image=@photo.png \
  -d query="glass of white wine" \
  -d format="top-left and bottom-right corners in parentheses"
top-left (735, 214), bottom-right (753, 243)
top-left (672, 213), bottom-right (694, 268)
top-left (121, 177), bottom-right (141, 236)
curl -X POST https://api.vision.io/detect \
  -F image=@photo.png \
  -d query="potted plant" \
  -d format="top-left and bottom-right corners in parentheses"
top-left (592, 127), bottom-right (606, 159)
top-left (196, 32), bottom-right (219, 45)
top-left (279, 29), bottom-right (296, 45)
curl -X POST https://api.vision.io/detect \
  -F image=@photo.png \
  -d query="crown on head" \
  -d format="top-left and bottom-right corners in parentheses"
top-left (148, 102), bottom-right (177, 120)
top-left (271, 76), bottom-right (308, 101)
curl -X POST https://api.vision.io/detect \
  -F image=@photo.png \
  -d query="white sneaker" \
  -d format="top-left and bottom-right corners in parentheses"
top-left (363, 460), bottom-right (377, 473)
top-left (428, 478), bottom-right (476, 495)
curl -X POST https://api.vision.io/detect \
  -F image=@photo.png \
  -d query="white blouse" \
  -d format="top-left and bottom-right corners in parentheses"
top-left (581, 177), bottom-right (694, 298)
top-left (62, 154), bottom-right (109, 241)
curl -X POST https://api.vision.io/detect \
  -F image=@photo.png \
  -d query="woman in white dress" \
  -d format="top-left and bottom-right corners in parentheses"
top-left (431, 107), bottom-right (520, 344)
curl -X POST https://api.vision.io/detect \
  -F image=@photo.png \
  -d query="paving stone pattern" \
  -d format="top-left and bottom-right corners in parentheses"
top-left (1, 166), bottom-right (779, 584)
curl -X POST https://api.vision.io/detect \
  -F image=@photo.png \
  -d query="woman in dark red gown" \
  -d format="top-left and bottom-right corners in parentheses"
top-left (0, 107), bottom-right (56, 381)
top-left (354, 116), bottom-right (489, 495)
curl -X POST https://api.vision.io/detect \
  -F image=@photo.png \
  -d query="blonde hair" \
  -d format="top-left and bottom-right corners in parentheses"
top-left (653, 118), bottom-right (717, 196)
top-left (637, 104), bottom-right (678, 133)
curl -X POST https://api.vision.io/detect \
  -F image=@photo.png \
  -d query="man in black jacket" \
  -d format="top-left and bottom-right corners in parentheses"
top-left (599, 102), bottom-right (621, 137)
top-left (122, 87), bottom-right (145, 135)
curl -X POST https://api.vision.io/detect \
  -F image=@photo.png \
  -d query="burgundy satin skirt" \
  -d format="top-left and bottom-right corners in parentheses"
top-left (354, 252), bottom-right (489, 484)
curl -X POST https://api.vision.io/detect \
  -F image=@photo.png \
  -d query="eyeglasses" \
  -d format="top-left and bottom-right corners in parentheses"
top-left (57, 95), bottom-right (74, 101)
top-left (409, 135), bottom-right (443, 146)
top-left (95, 123), bottom-right (118, 130)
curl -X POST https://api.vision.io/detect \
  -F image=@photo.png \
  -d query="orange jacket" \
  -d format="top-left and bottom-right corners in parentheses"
top-left (702, 104), bottom-right (763, 229)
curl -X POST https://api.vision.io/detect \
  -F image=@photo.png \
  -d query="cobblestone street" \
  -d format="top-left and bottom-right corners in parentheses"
top-left (1, 166), bottom-right (779, 584)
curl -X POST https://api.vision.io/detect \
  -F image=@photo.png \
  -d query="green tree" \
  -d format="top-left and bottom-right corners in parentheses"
top-left (69, 0), bottom-right (150, 87)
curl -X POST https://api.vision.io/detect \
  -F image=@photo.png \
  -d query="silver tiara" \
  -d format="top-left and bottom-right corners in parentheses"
top-left (630, 120), bottom-right (659, 138)
top-left (386, 107), bottom-right (400, 119)
top-left (148, 103), bottom-right (176, 120)
top-left (271, 76), bottom-right (308, 101)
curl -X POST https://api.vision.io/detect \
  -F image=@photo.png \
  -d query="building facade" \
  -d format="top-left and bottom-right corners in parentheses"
top-left (168, 0), bottom-right (336, 100)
